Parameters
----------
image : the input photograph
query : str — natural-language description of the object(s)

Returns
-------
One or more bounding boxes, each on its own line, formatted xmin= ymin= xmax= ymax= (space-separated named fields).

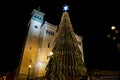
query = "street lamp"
xmin=49 ymin=52 xmax=53 ymax=56
xmin=47 ymin=52 xmax=53 ymax=59
xmin=111 ymin=25 xmax=116 ymax=30
xmin=26 ymin=65 xmax=31 ymax=80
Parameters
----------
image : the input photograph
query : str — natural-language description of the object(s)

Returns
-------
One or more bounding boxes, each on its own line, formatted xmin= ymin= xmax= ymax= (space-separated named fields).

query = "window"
xmin=34 ymin=36 xmax=36 ymax=39
xmin=38 ymin=17 xmax=41 ymax=20
xmin=34 ymin=25 xmax=38 ymax=29
xmin=48 ymin=43 xmax=50 ymax=48
xmin=46 ymin=30 xmax=54 ymax=36
xmin=52 ymin=32 xmax=54 ymax=35
xmin=30 ymin=59 xmax=32 ymax=63
xmin=30 ymin=46 xmax=32 ymax=49
xmin=34 ymin=15 xmax=37 ymax=18
xmin=46 ymin=30 xmax=48 ymax=33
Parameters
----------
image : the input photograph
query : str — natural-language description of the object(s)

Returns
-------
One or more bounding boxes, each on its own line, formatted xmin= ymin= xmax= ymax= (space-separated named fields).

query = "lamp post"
xmin=26 ymin=65 xmax=31 ymax=80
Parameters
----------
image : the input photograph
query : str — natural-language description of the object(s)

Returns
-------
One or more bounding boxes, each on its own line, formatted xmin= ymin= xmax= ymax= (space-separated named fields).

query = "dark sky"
xmin=1 ymin=0 xmax=120 ymax=74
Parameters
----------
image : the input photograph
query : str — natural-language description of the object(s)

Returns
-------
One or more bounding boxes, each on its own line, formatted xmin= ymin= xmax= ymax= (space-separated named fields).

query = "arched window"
xmin=46 ymin=30 xmax=48 ymax=33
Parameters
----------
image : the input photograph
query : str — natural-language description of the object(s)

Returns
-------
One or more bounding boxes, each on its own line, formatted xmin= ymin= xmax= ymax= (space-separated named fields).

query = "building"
xmin=16 ymin=7 xmax=85 ymax=80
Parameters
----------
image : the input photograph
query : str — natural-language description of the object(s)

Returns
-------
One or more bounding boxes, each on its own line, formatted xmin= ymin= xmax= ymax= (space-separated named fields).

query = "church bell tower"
xmin=17 ymin=8 xmax=45 ymax=79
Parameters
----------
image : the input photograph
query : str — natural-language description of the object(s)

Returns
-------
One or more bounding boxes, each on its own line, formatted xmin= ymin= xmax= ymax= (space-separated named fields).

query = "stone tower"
xmin=17 ymin=8 xmax=57 ymax=79
xmin=45 ymin=11 xmax=87 ymax=79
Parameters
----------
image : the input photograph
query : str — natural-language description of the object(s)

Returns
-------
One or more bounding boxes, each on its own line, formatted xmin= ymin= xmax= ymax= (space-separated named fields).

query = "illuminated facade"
xmin=17 ymin=8 xmax=84 ymax=80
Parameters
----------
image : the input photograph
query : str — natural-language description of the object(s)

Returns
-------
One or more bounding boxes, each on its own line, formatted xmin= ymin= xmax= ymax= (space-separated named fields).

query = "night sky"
xmin=1 ymin=0 xmax=120 ymax=74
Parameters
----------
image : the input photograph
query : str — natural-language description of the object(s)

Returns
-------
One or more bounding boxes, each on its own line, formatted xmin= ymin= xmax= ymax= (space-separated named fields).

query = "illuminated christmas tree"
xmin=45 ymin=5 xmax=87 ymax=80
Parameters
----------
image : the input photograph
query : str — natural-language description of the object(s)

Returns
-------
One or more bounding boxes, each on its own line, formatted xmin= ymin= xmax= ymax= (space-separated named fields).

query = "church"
xmin=16 ymin=5 xmax=120 ymax=80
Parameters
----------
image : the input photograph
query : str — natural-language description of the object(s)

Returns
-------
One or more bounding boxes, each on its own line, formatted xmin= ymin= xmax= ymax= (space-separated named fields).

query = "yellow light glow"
xmin=49 ymin=52 xmax=53 ymax=56
xmin=113 ymin=37 xmax=116 ymax=40
xmin=111 ymin=26 xmax=116 ymax=30
xmin=115 ymin=30 xmax=119 ymax=34
xmin=28 ymin=65 xmax=31 ymax=68
xmin=107 ymin=34 xmax=111 ymax=38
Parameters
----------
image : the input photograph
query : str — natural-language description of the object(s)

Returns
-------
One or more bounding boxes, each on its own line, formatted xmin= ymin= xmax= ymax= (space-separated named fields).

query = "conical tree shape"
xmin=45 ymin=12 xmax=87 ymax=80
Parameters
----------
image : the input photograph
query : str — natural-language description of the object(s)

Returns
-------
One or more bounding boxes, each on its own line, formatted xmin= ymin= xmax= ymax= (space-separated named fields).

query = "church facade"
xmin=17 ymin=8 xmax=85 ymax=80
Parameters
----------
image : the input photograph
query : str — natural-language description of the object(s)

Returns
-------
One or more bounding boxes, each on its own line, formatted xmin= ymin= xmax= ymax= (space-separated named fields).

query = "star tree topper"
xmin=63 ymin=4 xmax=69 ymax=11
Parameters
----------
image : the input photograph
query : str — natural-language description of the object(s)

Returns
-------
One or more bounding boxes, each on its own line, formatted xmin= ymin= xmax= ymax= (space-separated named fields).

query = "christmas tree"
xmin=45 ymin=9 xmax=87 ymax=80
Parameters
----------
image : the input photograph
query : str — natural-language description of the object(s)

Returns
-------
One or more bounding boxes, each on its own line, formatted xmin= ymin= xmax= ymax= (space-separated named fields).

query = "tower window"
xmin=30 ymin=59 xmax=32 ymax=63
xmin=46 ymin=30 xmax=48 ymax=33
xmin=38 ymin=17 xmax=41 ymax=20
xmin=34 ymin=15 xmax=37 ymax=18
xmin=30 ymin=46 xmax=32 ymax=49
xmin=34 ymin=36 xmax=36 ymax=39
xmin=34 ymin=25 xmax=38 ymax=29
xmin=48 ymin=43 xmax=50 ymax=48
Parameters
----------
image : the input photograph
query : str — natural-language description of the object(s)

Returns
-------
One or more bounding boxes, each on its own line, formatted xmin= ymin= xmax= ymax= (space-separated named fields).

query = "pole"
xmin=26 ymin=65 xmax=31 ymax=80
